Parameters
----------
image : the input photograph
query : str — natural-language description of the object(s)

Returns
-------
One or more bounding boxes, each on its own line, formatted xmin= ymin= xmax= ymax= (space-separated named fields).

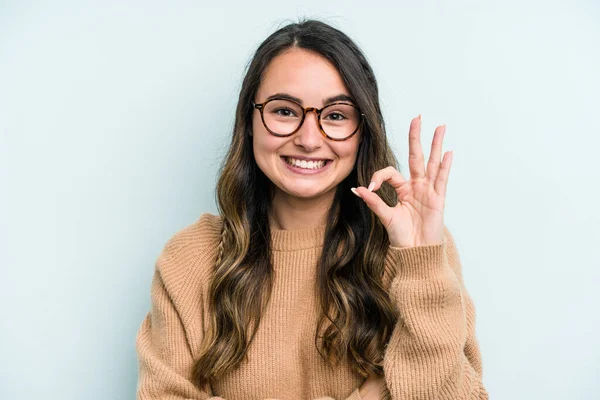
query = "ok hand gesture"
xmin=351 ymin=115 xmax=452 ymax=248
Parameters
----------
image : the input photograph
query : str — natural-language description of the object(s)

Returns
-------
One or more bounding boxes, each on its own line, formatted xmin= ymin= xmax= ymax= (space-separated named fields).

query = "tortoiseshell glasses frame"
xmin=251 ymin=98 xmax=364 ymax=142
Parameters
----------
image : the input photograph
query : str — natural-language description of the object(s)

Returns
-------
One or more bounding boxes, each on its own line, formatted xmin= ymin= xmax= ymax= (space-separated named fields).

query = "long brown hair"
xmin=193 ymin=19 xmax=400 ymax=387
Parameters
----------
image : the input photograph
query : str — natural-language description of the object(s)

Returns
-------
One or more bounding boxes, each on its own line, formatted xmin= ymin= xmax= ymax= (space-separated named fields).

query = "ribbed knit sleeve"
xmin=381 ymin=227 xmax=489 ymax=399
xmin=136 ymin=266 xmax=223 ymax=400
xmin=136 ymin=214 xmax=224 ymax=400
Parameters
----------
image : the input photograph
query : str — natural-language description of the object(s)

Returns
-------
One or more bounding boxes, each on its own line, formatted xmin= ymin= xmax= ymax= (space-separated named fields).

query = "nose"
xmin=293 ymin=108 xmax=323 ymax=151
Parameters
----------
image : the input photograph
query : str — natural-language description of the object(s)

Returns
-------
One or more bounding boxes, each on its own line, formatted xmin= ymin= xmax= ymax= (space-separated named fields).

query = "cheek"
xmin=335 ymin=141 xmax=361 ymax=164
xmin=252 ymin=117 xmax=280 ymax=162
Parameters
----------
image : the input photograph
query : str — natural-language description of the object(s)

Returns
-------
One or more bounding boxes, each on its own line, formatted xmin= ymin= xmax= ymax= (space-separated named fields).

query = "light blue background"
xmin=1 ymin=1 xmax=599 ymax=399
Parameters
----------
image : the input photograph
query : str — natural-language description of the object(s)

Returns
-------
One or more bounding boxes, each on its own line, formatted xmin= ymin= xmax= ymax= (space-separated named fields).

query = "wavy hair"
xmin=193 ymin=19 xmax=400 ymax=387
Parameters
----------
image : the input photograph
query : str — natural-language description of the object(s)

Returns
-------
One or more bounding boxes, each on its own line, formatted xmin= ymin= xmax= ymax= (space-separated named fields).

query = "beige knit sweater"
xmin=135 ymin=213 xmax=488 ymax=399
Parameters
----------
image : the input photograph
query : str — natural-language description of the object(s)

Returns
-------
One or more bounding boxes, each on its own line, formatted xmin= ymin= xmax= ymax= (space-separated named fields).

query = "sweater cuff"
xmin=386 ymin=239 xmax=448 ymax=280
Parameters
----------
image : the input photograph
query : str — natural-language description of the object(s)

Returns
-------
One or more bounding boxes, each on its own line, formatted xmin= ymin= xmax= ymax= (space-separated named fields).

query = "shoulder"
xmin=155 ymin=212 xmax=224 ymax=303
xmin=159 ymin=212 xmax=223 ymax=266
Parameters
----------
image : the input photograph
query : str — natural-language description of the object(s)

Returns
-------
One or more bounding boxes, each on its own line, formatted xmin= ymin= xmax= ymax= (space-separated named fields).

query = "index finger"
xmin=368 ymin=166 xmax=407 ymax=192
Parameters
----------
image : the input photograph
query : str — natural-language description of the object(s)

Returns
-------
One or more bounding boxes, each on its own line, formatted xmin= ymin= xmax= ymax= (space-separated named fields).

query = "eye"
xmin=272 ymin=107 xmax=298 ymax=117
xmin=323 ymin=111 xmax=348 ymax=121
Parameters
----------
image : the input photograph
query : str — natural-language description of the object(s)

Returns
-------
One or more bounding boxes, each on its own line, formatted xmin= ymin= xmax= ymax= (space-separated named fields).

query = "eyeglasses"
xmin=252 ymin=98 xmax=364 ymax=141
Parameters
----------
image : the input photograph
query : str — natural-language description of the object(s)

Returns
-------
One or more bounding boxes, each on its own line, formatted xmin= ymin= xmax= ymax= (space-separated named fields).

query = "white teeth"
xmin=284 ymin=157 xmax=327 ymax=169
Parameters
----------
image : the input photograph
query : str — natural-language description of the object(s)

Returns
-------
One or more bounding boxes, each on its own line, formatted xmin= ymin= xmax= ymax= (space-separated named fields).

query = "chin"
xmin=272 ymin=182 xmax=321 ymax=198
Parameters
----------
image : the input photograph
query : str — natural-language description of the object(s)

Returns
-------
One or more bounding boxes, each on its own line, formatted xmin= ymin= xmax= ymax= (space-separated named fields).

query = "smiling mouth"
xmin=281 ymin=156 xmax=332 ymax=170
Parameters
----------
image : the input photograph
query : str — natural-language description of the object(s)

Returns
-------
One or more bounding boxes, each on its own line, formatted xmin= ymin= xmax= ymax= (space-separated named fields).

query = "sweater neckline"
xmin=269 ymin=223 xmax=327 ymax=251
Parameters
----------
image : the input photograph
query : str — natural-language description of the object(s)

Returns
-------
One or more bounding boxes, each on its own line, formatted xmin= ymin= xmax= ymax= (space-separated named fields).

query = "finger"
xmin=434 ymin=150 xmax=453 ymax=197
xmin=426 ymin=124 xmax=446 ymax=181
xmin=368 ymin=166 xmax=407 ymax=193
xmin=408 ymin=115 xmax=425 ymax=179
xmin=351 ymin=186 xmax=393 ymax=226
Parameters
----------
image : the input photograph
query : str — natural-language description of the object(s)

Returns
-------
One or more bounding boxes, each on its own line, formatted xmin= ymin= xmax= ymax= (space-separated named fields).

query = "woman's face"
xmin=251 ymin=48 xmax=361 ymax=202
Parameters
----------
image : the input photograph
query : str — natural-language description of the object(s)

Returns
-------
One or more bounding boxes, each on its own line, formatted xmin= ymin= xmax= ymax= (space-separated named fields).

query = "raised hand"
xmin=351 ymin=115 xmax=452 ymax=248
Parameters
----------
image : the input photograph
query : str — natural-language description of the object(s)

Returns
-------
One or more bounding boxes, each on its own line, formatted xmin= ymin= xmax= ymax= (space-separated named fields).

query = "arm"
xmin=136 ymin=267 xmax=223 ymax=400
xmin=381 ymin=227 xmax=488 ymax=399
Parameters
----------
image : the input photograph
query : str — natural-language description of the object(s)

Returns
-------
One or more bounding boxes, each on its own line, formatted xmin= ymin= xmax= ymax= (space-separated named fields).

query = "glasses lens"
xmin=262 ymin=99 xmax=304 ymax=135
xmin=320 ymin=103 xmax=361 ymax=139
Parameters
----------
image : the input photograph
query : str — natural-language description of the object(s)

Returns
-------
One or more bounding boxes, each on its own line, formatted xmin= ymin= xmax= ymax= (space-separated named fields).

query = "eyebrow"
xmin=265 ymin=92 xmax=356 ymax=106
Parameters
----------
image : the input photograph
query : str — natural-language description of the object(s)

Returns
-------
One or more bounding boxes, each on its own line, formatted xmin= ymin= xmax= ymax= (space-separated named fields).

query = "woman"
xmin=136 ymin=19 xmax=488 ymax=400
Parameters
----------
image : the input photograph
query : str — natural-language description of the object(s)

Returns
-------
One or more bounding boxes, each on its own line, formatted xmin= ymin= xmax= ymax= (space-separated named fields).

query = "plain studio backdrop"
xmin=1 ymin=1 xmax=599 ymax=399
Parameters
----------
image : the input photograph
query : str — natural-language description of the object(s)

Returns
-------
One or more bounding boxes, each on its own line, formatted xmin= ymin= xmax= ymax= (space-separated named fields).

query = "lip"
xmin=280 ymin=156 xmax=332 ymax=175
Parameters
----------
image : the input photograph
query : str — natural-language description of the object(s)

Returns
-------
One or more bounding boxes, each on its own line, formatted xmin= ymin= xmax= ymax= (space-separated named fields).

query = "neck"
xmin=269 ymin=188 xmax=335 ymax=230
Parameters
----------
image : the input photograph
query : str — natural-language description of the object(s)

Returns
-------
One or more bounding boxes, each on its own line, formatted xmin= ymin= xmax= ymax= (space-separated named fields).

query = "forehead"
xmin=257 ymin=48 xmax=350 ymax=106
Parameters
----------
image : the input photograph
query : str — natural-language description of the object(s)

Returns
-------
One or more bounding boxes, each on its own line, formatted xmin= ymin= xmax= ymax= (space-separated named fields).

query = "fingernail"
xmin=418 ymin=114 xmax=422 ymax=122
xmin=350 ymin=187 xmax=362 ymax=198
xmin=367 ymin=182 xmax=375 ymax=192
